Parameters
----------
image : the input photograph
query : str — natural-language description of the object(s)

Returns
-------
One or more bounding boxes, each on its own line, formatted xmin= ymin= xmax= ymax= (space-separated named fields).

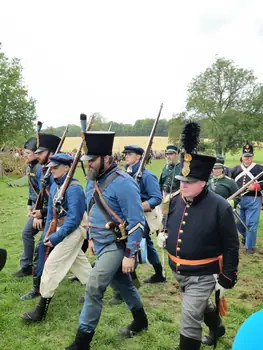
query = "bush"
xmin=0 ymin=154 xmax=25 ymax=176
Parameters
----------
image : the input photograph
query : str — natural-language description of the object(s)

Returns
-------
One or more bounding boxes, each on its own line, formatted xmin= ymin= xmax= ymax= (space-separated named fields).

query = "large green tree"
xmin=0 ymin=44 xmax=37 ymax=147
xmin=186 ymin=57 xmax=263 ymax=154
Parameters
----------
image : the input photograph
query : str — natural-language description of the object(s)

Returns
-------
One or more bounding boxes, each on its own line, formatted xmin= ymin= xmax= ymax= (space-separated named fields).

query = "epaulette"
xmin=29 ymin=173 xmax=36 ymax=177
xmin=162 ymin=190 xmax=180 ymax=214
xmin=225 ymin=176 xmax=232 ymax=180
xmin=163 ymin=190 xmax=181 ymax=204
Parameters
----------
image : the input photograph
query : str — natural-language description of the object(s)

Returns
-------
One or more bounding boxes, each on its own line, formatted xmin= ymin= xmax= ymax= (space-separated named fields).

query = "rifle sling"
xmin=94 ymin=182 xmax=124 ymax=224
xmin=28 ymin=176 xmax=39 ymax=197
xmin=88 ymin=170 xmax=121 ymax=225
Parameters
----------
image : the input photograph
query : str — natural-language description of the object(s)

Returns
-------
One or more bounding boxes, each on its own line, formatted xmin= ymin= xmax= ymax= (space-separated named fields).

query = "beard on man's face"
xmin=88 ymin=167 xmax=98 ymax=180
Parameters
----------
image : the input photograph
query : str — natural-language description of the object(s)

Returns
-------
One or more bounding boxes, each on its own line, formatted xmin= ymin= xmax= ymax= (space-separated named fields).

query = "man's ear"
xmin=201 ymin=180 xmax=206 ymax=188
xmin=136 ymin=154 xmax=142 ymax=162
xmin=104 ymin=155 xmax=110 ymax=164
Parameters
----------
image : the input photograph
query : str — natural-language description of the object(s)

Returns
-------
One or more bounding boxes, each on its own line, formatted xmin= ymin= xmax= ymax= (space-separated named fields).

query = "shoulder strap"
xmin=28 ymin=175 xmax=39 ymax=196
xmin=97 ymin=170 xmax=119 ymax=193
xmin=94 ymin=182 xmax=124 ymax=224
xmin=87 ymin=170 xmax=119 ymax=213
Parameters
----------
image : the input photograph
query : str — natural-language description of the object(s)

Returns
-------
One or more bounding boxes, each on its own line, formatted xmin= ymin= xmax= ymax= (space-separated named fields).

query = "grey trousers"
xmin=20 ymin=216 xmax=40 ymax=269
xmin=173 ymin=272 xmax=216 ymax=341
xmin=80 ymin=243 xmax=143 ymax=333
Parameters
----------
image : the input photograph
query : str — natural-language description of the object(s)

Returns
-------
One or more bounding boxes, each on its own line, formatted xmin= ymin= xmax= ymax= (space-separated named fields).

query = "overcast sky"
xmin=1 ymin=0 xmax=263 ymax=127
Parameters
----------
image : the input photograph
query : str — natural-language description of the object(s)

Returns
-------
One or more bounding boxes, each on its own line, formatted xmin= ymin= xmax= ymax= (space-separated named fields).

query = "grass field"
xmin=0 ymin=157 xmax=263 ymax=350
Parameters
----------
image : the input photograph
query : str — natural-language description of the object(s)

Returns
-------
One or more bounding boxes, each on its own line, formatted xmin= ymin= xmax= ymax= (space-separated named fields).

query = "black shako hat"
xmin=242 ymin=141 xmax=254 ymax=156
xmin=24 ymin=137 xmax=37 ymax=151
xmin=81 ymin=132 xmax=115 ymax=161
xmin=35 ymin=133 xmax=61 ymax=154
xmin=175 ymin=122 xmax=216 ymax=182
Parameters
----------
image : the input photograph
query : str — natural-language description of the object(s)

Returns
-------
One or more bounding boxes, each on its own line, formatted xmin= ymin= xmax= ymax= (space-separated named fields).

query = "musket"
xmin=34 ymin=125 xmax=69 ymax=211
xmin=44 ymin=114 xmax=95 ymax=258
xmin=232 ymin=209 xmax=250 ymax=232
xmin=227 ymin=170 xmax=263 ymax=201
xmin=36 ymin=121 xmax=43 ymax=133
xmin=134 ymin=103 xmax=163 ymax=185
xmin=214 ymin=290 xmax=220 ymax=349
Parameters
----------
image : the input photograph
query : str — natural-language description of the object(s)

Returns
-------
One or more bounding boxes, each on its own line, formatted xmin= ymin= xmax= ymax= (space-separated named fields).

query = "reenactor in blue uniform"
xmin=13 ymin=137 xmax=42 ymax=277
xmin=208 ymin=157 xmax=239 ymax=201
xmin=230 ymin=142 xmax=263 ymax=254
xmin=166 ymin=123 xmax=239 ymax=350
xmin=159 ymin=145 xmax=180 ymax=195
xmin=65 ymin=132 xmax=147 ymax=350
xmin=19 ymin=133 xmax=61 ymax=300
xmin=20 ymin=154 xmax=91 ymax=322
xmin=122 ymin=145 xmax=164 ymax=283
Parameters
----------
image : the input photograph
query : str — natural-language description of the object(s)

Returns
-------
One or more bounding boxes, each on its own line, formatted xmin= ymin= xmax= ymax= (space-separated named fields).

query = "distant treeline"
xmin=42 ymin=115 xmax=209 ymax=139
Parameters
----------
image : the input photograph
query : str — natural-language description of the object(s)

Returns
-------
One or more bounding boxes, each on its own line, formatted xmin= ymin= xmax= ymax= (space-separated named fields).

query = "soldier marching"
xmin=5 ymin=113 xmax=263 ymax=349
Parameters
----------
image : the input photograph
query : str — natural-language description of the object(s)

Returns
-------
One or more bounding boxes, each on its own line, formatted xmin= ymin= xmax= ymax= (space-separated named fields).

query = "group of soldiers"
xmin=2 ymin=120 xmax=263 ymax=350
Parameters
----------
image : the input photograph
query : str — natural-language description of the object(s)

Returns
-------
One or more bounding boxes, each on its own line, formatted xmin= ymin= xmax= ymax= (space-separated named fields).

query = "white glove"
xmin=157 ymin=231 xmax=167 ymax=249
xmin=215 ymin=281 xmax=226 ymax=299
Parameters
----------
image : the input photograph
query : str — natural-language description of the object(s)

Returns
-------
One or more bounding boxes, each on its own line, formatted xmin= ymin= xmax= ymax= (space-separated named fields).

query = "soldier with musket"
xmin=19 ymin=133 xmax=61 ymax=300
xmin=165 ymin=123 xmax=239 ymax=349
xmin=20 ymin=154 xmax=91 ymax=322
xmin=230 ymin=142 xmax=263 ymax=254
xmin=159 ymin=145 xmax=180 ymax=195
xmin=13 ymin=137 xmax=42 ymax=277
xmin=122 ymin=145 xmax=164 ymax=284
xmin=65 ymin=132 xmax=147 ymax=350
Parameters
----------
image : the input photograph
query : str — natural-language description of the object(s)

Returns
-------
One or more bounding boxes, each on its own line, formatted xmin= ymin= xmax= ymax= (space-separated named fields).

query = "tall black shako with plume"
xmin=180 ymin=122 xmax=200 ymax=155
xmin=175 ymin=122 xmax=216 ymax=182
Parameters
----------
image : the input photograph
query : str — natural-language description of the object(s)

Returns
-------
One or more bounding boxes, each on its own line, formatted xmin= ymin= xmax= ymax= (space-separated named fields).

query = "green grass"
xmin=0 ymin=158 xmax=263 ymax=350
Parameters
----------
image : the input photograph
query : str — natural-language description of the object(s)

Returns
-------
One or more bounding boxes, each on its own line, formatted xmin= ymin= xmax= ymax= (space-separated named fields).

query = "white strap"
xmin=235 ymin=163 xmax=256 ymax=182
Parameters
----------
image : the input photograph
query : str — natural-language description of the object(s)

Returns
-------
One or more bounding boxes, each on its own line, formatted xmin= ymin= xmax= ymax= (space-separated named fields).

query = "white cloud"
xmin=1 ymin=0 xmax=263 ymax=127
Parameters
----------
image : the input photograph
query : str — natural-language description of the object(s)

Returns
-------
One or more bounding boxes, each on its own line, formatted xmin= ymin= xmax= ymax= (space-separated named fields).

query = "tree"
xmin=186 ymin=57 xmax=263 ymax=153
xmin=0 ymin=44 xmax=37 ymax=147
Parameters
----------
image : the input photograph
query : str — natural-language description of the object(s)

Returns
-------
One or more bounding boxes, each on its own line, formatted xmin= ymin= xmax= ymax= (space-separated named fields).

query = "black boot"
xmin=13 ymin=265 xmax=32 ymax=277
xmin=202 ymin=309 xmax=225 ymax=346
xmin=119 ymin=307 xmax=148 ymax=338
xmin=143 ymin=263 xmax=166 ymax=283
xmin=64 ymin=329 xmax=94 ymax=350
xmin=20 ymin=276 xmax=41 ymax=300
xmin=68 ymin=276 xmax=80 ymax=282
xmin=19 ymin=297 xmax=51 ymax=322
xmin=180 ymin=334 xmax=201 ymax=350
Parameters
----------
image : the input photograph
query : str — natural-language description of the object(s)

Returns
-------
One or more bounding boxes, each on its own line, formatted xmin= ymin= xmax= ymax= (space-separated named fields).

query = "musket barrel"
xmin=227 ymin=170 xmax=263 ymax=201
xmin=135 ymin=103 xmax=163 ymax=183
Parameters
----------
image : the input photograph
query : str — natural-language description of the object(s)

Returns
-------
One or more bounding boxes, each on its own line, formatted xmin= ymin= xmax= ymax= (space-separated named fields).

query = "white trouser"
xmin=40 ymin=226 xmax=91 ymax=298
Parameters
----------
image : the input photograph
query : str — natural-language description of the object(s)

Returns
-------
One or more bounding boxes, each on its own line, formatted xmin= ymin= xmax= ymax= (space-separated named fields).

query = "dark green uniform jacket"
xmin=159 ymin=162 xmax=180 ymax=194
xmin=208 ymin=175 xmax=239 ymax=199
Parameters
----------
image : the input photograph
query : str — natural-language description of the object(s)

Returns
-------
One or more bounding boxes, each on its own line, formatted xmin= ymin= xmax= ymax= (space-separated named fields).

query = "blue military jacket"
xmin=86 ymin=165 xmax=145 ymax=257
xmin=126 ymin=162 xmax=162 ymax=209
xmin=231 ymin=163 xmax=263 ymax=197
xmin=38 ymin=166 xmax=56 ymax=218
xmin=27 ymin=160 xmax=42 ymax=207
xmin=44 ymin=174 xmax=86 ymax=247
